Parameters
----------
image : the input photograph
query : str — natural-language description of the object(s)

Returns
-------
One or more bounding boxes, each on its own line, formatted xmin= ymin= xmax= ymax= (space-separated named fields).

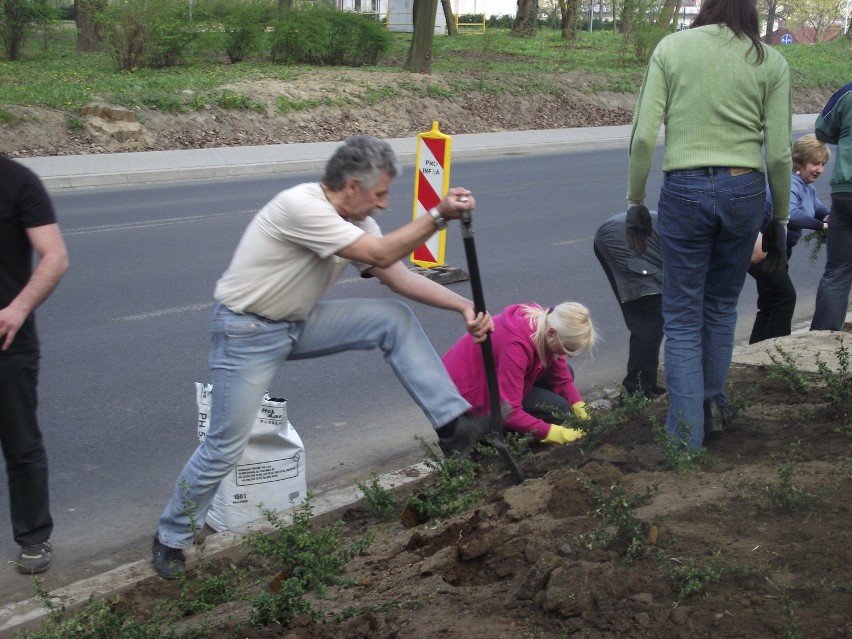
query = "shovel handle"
xmin=459 ymin=211 xmax=524 ymax=483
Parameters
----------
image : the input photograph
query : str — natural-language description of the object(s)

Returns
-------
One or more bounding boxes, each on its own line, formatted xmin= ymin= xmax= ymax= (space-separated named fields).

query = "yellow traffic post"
xmin=411 ymin=121 xmax=452 ymax=268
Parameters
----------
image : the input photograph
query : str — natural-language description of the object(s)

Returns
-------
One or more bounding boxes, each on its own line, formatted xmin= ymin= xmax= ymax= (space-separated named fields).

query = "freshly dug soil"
xmin=108 ymin=345 xmax=852 ymax=639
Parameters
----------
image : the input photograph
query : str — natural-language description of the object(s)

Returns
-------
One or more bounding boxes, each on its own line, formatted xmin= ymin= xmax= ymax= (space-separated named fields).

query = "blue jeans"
xmin=658 ymin=168 xmax=765 ymax=450
xmin=158 ymin=299 xmax=471 ymax=548
xmin=811 ymin=192 xmax=852 ymax=331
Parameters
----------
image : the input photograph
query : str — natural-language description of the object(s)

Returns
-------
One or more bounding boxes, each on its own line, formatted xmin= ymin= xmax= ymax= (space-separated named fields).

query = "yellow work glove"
xmin=571 ymin=401 xmax=590 ymax=421
xmin=542 ymin=424 xmax=586 ymax=445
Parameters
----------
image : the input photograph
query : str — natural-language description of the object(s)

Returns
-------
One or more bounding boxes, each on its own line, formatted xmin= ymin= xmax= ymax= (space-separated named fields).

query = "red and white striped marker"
xmin=411 ymin=122 xmax=452 ymax=268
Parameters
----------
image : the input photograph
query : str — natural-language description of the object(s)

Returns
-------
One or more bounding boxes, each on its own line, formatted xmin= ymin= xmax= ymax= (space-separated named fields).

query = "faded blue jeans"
xmin=658 ymin=168 xmax=765 ymax=450
xmin=158 ymin=299 xmax=471 ymax=549
xmin=811 ymin=192 xmax=852 ymax=331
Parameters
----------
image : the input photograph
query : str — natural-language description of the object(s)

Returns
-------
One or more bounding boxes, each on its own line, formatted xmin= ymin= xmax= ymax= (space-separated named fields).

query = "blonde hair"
xmin=792 ymin=134 xmax=830 ymax=169
xmin=522 ymin=302 xmax=597 ymax=363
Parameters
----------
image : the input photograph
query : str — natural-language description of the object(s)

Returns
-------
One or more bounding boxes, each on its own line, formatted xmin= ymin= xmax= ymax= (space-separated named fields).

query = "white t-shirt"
xmin=214 ymin=182 xmax=380 ymax=321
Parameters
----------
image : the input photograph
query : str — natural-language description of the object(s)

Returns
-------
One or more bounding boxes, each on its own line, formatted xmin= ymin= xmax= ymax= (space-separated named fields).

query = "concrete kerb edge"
xmin=0 ymin=461 xmax=432 ymax=638
xmin=36 ymin=136 xmax=632 ymax=191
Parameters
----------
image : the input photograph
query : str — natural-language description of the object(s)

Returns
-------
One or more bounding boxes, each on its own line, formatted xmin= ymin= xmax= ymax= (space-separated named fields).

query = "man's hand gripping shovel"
xmin=459 ymin=204 xmax=525 ymax=484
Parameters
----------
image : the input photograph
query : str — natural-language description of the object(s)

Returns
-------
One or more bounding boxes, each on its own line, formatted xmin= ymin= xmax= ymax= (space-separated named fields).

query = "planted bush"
xmin=202 ymin=0 xmax=275 ymax=63
xmin=270 ymin=7 xmax=390 ymax=66
xmin=98 ymin=0 xmax=198 ymax=71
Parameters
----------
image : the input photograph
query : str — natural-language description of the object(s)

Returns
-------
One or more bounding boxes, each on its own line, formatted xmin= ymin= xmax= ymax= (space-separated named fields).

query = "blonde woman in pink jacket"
xmin=442 ymin=302 xmax=597 ymax=445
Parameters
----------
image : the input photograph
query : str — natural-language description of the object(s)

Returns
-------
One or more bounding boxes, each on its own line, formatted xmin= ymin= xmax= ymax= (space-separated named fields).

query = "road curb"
xmin=0 ymin=462 xmax=432 ymax=637
xmin=20 ymin=115 xmax=819 ymax=191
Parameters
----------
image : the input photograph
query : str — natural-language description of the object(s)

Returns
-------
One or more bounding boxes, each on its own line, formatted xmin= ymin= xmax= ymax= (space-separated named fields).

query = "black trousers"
xmin=522 ymin=380 xmax=571 ymax=423
xmin=747 ymin=259 xmax=796 ymax=344
xmin=620 ymin=295 xmax=664 ymax=393
xmin=595 ymin=245 xmax=664 ymax=394
xmin=0 ymin=350 xmax=53 ymax=547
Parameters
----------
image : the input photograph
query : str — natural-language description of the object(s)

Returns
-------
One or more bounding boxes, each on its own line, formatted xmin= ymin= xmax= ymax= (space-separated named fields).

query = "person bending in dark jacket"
xmin=594 ymin=211 xmax=665 ymax=400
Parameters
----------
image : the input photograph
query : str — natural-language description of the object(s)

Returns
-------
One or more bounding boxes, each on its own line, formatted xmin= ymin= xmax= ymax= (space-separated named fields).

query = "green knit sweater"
xmin=627 ymin=25 xmax=792 ymax=221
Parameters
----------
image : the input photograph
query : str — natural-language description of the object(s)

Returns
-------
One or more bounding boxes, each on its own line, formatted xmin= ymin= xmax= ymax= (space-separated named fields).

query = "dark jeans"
xmin=811 ymin=192 xmax=852 ymax=331
xmin=594 ymin=244 xmax=664 ymax=394
xmin=747 ymin=255 xmax=796 ymax=344
xmin=0 ymin=349 xmax=53 ymax=547
xmin=522 ymin=379 xmax=571 ymax=422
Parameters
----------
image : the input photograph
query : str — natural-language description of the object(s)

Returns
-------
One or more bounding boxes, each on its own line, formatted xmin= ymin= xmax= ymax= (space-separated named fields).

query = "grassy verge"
xmin=1 ymin=25 xmax=848 ymax=114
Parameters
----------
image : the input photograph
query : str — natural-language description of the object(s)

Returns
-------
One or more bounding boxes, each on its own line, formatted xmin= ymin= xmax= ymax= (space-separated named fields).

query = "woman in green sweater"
xmin=626 ymin=0 xmax=792 ymax=450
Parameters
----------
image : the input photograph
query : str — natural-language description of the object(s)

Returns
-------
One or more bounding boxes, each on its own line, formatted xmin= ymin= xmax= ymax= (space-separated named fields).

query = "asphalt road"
xmin=0 ymin=144 xmax=832 ymax=605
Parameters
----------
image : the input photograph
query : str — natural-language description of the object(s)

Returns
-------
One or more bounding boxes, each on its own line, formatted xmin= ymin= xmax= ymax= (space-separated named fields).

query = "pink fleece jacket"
xmin=442 ymin=304 xmax=583 ymax=440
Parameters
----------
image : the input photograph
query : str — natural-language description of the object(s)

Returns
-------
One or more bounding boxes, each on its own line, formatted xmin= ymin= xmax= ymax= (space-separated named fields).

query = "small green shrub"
xmin=65 ymin=113 xmax=85 ymax=132
xmin=759 ymin=440 xmax=816 ymax=513
xmin=814 ymin=336 xmax=852 ymax=403
xmin=270 ymin=7 xmax=391 ymax=66
xmin=0 ymin=107 xmax=21 ymax=123
xmin=98 ymin=0 xmax=198 ymax=71
xmin=574 ymin=472 xmax=658 ymax=562
xmin=472 ymin=430 xmax=536 ymax=462
xmin=667 ymin=551 xmax=725 ymax=604
xmin=801 ymin=228 xmax=827 ymax=263
xmin=653 ymin=416 xmax=710 ymax=472
xmin=767 ymin=344 xmax=812 ymax=394
xmin=725 ymin=383 xmax=751 ymax=421
xmin=242 ymin=498 xmax=373 ymax=626
xmin=630 ymin=22 xmax=668 ymax=62
xmin=212 ymin=0 xmax=275 ymax=63
xmin=356 ymin=472 xmax=403 ymax=519
xmin=215 ymin=89 xmax=265 ymax=111
xmin=143 ymin=91 xmax=186 ymax=113
xmin=402 ymin=437 xmax=484 ymax=522
xmin=277 ymin=94 xmax=336 ymax=112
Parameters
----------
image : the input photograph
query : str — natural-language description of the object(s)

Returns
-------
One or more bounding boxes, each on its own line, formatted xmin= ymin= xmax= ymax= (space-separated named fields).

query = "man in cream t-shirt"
xmin=152 ymin=135 xmax=501 ymax=579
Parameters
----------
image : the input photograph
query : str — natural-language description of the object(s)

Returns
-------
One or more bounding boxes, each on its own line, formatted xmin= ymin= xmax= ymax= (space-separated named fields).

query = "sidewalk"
xmin=17 ymin=113 xmax=819 ymax=190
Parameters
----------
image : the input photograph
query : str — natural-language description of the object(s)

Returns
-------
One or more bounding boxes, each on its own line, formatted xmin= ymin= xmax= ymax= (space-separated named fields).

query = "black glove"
xmin=626 ymin=204 xmax=652 ymax=255
xmin=761 ymin=220 xmax=788 ymax=273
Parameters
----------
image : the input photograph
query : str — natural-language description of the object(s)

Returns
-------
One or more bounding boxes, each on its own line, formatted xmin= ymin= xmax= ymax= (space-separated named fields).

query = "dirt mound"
xmin=0 ymin=70 xmax=834 ymax=158
xmin=102 ymin=351 xmax=852 ymax=639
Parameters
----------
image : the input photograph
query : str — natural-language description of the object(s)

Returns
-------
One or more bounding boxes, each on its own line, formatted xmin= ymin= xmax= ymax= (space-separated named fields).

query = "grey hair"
xmin=523 ymin=302 xmax=597 ymax=364
xmin=322 ymin=135 xmax=402 ymax=191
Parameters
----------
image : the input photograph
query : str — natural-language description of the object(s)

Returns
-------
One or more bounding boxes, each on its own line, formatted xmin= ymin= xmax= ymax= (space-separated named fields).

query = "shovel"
xmin=459 ymin=208 xmax=525 ymax=484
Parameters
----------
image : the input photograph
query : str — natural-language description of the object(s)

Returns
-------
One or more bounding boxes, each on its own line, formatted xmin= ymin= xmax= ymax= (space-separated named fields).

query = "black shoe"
xmin=152 ymin=535 xmax=186 ymax=580
xmin=17 ymin=541 xmax=52 ymax=575
xmin=438 ymin=406 xmax=510 ymax=458
xmin=703 ymin=399 xmax=730 ymax=440
xmin=647 ymin=386 xmax=667 ymax=398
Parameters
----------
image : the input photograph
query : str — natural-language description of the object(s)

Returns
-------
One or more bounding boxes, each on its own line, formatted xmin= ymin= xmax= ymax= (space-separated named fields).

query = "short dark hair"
xmin=322 ymin=135 xmax=402 ymax=191
xmin=691 ymin=0 xmax=765 ymax=64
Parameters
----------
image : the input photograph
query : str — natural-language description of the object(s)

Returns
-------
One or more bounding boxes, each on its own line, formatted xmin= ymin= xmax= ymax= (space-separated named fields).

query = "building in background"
xmin=336 ymin=0 xmax=517 ymax=33
xmin=770 ymin=25 xmax=844 ymax=44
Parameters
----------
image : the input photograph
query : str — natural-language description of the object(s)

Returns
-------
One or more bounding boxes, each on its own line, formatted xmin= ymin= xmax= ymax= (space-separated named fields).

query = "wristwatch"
xmin=428 ymin=208 xmax=447 ymax=231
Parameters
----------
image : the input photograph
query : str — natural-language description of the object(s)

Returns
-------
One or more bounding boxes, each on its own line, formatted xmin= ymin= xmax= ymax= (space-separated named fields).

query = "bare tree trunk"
xmin=75 ymin=0 xmax=105 ymax=52
xmin=763 ymin=0 xmax=778 ymax=43
xmin=278 ymin=0 xmax=293 ymax=18
xmin=655 ymin=0 xmax=680 ymax=28
xmin=558 ymin=0 xmax=578 ymax=39
xmin=512 ymin=0 xmax=537 ymax=35
xmin=620 ymin=0 xmax=638 ymax=34
xmin=440 ymin=0 xmax=458 ymax=35
xmin=404 ymin=0 xmax=439 ymax=73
